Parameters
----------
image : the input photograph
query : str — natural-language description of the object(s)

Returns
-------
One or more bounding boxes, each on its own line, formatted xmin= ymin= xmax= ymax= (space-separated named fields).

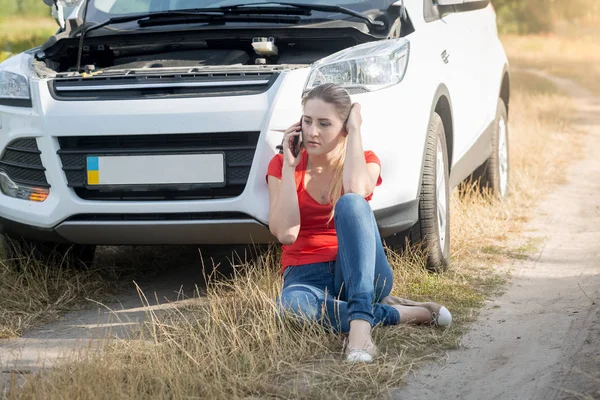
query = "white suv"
xmin=0 ymin=0 xmax=510 ymax=270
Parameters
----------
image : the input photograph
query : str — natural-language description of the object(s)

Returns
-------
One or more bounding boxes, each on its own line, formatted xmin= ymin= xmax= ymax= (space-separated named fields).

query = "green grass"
xmin=0 ymin=15 xmax=56 ymax=61
xmin=0 ymin=0 xmax=50 ymax=17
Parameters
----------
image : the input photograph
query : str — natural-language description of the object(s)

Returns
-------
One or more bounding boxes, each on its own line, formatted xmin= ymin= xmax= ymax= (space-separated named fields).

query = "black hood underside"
xmin=38 ymin=25 xmax=390 ymax=74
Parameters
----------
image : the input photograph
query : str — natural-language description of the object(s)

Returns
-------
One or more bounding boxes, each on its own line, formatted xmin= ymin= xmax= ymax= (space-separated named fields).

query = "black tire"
xmin=385 ymin=113 xmax=450 ymax=272
xmin=470 ymin=99 xmax=510 ymax=199
xmin=0 ymin=234 xmax=96 ymax=270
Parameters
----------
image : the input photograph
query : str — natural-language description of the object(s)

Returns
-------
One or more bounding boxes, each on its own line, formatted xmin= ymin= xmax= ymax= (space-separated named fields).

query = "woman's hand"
xmin=282 ymin=121 xmax=303 ymax=168
xmin=345 ymin=103 xmax=362 ymax=136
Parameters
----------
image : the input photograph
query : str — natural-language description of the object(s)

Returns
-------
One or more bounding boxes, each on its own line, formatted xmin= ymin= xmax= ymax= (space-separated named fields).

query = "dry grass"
xmin=2 ymin=59 xmax=586 ymax=397
xmin=451 ymin=69 xmax=584 ymax=266
xmin=8 ymin=247 xmax=483 ymax=399
xmin=0 ymin=257 xmax=109 ymax=339
xmin=0 ymin=245 xmax=196 ymax=339
xmin=502 ymin=18 xmax=600 ymax=95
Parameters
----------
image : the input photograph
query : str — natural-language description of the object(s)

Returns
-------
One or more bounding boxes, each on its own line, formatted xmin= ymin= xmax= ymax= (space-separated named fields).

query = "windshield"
xmin=86 ymin=0 xmax=394 ymax=22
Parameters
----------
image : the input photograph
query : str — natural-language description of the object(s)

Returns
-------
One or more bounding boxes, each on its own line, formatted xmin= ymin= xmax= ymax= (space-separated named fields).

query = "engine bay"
xmin=36 ymin=33 xmax=375 ymax=77
xmin=34 ymin=7 xmax=412 ymax=78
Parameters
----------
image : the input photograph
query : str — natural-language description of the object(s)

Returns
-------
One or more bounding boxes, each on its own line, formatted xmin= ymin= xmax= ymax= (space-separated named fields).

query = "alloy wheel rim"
xmin=436 ymin=138 xmax=447 ymax=252
xmin=498 ymin=117 xmax=509 ymax=197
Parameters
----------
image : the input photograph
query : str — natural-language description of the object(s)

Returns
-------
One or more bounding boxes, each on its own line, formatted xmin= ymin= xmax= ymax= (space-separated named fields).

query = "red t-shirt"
xmin=266 ymin=149 xmax=382 ymax=274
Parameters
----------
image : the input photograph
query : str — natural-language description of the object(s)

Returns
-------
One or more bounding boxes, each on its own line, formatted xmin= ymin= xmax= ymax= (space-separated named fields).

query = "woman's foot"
xmin=344 ymin=340 xmax=377 ymax=363
xmin=381 ymin=296 xmax=452 ymax=327
xmin=345 ymin=319 xmax=378 ymax=363
xmin=345 ymin=347 xmax=376 ymax=363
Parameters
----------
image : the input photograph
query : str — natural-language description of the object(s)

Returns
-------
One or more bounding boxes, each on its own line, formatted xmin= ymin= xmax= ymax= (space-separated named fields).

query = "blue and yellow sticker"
xmin=87 ymin=156 xmax=99 ymax=185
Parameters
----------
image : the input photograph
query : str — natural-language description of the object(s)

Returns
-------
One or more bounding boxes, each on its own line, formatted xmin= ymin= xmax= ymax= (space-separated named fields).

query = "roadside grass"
xmin=0 ymin=16 xmax=56 ymax=62
xmin=501 ymin=20 xmax=600 ymax=95
xmin=0 ymin=256 xmax=110 ymax=339
xmin=3 ymin=57 xmax=586 ymax=397
xmin=0 ymin=245 xmax=199 ymax=338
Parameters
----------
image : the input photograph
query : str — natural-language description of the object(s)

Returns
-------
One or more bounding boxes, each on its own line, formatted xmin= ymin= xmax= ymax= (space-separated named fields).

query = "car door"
xmin=437 ymin=7 xmax=488 ymax=167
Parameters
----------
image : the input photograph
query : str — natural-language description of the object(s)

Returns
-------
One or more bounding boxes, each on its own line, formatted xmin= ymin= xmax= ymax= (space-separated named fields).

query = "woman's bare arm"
xmin=342 ymin=104 xmax=380 ymax=196
xmin=267 ymin=124 xmax=303 ymax=244
xmin=268 ymin=167 xmax=301 ymax=245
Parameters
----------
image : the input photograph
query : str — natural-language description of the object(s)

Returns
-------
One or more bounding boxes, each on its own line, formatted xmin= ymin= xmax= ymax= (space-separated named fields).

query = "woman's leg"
xmin=279 ymin=283 xmax=330 ymax=325
xmin=277 ymin=262 xmax=345 ymax=331
xmin=333 ymin=194 xmax=401 ymax=331
xmin=332 ymin=197 xmax=444 ymax=327
xmin=277 ymin=262 xmax=364 ymax=333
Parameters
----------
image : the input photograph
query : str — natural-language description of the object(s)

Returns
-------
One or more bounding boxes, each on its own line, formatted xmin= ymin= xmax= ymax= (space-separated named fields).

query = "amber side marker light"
xmin=29 ymin=190 xmax=49 ymax=202
xmin=0 ymin=171 xmax=50 ymax=202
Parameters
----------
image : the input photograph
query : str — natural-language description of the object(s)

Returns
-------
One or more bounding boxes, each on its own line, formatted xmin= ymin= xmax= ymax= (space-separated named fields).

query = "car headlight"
xmin=0 ymin=53 xmax=33 ymax=108
xmin=305 ymin=38 xmax=410 ymax=93
xmin=0 ymin=71 xmax=31 ymax=107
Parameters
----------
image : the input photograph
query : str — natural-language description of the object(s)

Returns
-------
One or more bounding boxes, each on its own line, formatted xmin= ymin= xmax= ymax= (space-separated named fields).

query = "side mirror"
xmin=42 ymin=0 xmax=54 ymax=5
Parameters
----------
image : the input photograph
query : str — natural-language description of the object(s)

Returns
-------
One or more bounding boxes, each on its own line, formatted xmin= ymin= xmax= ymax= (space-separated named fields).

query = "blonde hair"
xmin=301 ymin=84 xmax=352 ymax=222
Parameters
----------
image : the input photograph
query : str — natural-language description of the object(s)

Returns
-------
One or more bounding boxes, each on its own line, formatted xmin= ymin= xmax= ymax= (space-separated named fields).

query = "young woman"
xmin=266 ymin=83 xmax=452 ymax=363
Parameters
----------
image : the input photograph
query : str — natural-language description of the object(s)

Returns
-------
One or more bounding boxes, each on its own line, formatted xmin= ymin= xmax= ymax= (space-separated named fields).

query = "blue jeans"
xmin=277 ymin=193 xmax=401 ymax=333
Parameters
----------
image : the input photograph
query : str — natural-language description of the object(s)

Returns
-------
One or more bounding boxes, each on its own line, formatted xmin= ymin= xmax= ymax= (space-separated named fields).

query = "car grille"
xmin=0 ymin=138 xmax=50 ymax=188
xmin=49 ymin=70 xmax=279 ymax=101
xmin=57 ymin=132 xmax=259 ymax=201
xmin=65 ymin=212 xmax=252 ymax=222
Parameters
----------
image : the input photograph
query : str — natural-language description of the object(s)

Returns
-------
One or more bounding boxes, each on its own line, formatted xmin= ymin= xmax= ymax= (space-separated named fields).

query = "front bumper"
xmin=0 ymin=214 xmax=275 ymax=245
xmin=0 ymin=199 xmax=419 ymax=245
xmin=0 ymin=62 xmax=425 ymax=245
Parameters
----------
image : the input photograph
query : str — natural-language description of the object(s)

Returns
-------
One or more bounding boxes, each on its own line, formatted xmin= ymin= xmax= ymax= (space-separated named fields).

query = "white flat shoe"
xmin=381 ymin=296 xmax=453 ymax=327
xmin=434 ymin=306 xmax=452 ymax=327
xmin=345 ymin=349 xmax=374 ymax=363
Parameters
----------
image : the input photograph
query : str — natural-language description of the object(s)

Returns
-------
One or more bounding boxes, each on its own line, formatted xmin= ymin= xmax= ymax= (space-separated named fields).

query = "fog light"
xmin=0 ymin=171 xmax=49 ymax=202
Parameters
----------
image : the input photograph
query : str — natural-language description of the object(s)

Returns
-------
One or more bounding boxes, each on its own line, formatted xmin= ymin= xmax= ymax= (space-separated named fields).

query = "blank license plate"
xmin=86 ymin=154 xmax=225 ymax=186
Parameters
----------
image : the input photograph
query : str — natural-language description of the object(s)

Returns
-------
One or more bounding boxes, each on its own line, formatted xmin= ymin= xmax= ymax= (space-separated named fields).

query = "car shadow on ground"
xmin=0 ymin=244 xmax=269 ymax=373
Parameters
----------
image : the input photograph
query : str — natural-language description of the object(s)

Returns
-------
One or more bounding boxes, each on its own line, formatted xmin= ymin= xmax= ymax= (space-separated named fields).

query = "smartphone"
xmin=291 ymin=116 xmax=303 ymax=157
xmin=275 ymin=116 xmax=303 ymax=156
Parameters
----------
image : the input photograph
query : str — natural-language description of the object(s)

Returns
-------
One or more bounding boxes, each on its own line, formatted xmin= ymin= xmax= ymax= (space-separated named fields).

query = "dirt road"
xmin=1 ymin=72 xmax=599 ymax=398
xmin=393 ymin=71 xmax=600 ymax=399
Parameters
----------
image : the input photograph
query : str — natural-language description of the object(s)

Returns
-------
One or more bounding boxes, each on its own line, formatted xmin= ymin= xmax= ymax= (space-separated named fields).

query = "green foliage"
xmin=493 ymin=0 xmax=598 ymax=33
xmin=0 ymin=0 xmax=50 ymax=17
xmin=1 ymin=32 xmax=53 ymax=54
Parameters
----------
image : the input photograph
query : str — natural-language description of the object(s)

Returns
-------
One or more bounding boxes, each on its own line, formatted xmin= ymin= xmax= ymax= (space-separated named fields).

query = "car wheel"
xmin=470 ymin=98 xmax=510 ymax=199
xmin=0 ymin=234 xmax=96 ymax=270
xmin=385 ymin=112 xmax=450 ymax=272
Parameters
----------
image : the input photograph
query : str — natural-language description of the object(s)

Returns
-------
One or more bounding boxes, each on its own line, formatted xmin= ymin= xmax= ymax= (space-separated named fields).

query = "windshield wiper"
xmin=71 ymin=9 xmax=301 ymax=72
xmin=80 ymin=2 xmax=382 ymax=37
xmin=136 ymin=12 xmax=303 ymax=27
xmin=78 ymin=11 xmax=224 ymax=37
xmin=75 ymin=9 xmax=307 ymax=39
xmin=219 ymin=2 xmax=385 ymax=30
xmin=72 ymin=2 xmax=383 ymax=72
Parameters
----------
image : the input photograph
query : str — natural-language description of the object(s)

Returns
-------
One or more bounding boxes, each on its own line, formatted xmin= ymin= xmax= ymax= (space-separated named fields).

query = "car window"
xmin=94 ymin=0 xmax=151 ymax=13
